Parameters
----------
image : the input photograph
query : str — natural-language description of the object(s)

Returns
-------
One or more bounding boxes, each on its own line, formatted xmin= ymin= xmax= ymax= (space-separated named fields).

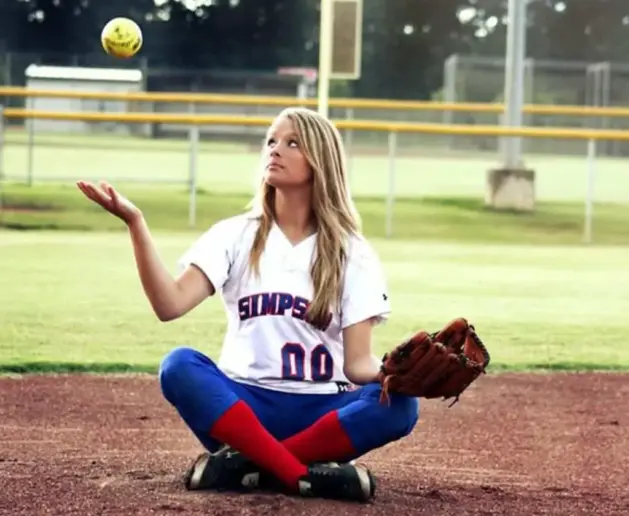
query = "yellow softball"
xmin=101 ymin=17 xmax=143 ymax=59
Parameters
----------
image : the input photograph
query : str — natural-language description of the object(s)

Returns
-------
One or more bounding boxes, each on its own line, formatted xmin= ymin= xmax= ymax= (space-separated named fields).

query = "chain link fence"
xmin=440 ymin=54 xmax=629 ymax=157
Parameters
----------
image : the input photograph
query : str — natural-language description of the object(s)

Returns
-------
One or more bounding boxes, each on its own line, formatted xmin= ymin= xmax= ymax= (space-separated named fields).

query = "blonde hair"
xmin=248 ymin=107 xmax=361 ymax=329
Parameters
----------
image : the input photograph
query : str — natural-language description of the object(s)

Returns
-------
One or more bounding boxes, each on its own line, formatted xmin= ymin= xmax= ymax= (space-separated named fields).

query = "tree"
xmin=353 ymin=0 xmax=479 ymax=99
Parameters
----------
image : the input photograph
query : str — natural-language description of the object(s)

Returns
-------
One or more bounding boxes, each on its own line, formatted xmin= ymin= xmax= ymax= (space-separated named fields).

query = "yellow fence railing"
xmin=1 ymin=86 xmax=629 ymax=118
xmin=1 ymin=108 xmax=625 ymax=244
xmin=5 ymin=109 xmax=629 ymax=140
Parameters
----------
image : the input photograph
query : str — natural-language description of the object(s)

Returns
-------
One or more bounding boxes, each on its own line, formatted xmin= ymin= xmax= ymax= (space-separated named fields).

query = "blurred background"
xmin=1 ymin=0 xmax=628 ymax=239
xmin=1 ymin=0 xmax=629 ymax=156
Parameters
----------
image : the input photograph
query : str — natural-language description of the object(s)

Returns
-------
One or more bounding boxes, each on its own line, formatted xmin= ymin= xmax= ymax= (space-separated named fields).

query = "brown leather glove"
xmin=377 ymin=318 xmax=490 ymax=407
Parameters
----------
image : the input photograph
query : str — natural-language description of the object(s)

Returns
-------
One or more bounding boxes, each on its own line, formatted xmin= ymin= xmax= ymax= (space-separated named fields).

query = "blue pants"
xmin=159 ymin=347 xmax=419 ymax=460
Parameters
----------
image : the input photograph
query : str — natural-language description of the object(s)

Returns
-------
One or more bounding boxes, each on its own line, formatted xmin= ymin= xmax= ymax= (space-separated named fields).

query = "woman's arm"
xmin=339 ymin=239 xmax=392 ymax=385
xmin=128 ymin=216 xmax=215 ymax=322
xmin=342 ymin=318 xmax=382 ymax=385
xmin=76 ymin=180 xmax=220 ymax=322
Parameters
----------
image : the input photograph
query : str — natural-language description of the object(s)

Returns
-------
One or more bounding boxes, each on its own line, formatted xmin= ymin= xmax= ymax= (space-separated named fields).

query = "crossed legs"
xmin=159 ymin=347 xmax=419 ymax=495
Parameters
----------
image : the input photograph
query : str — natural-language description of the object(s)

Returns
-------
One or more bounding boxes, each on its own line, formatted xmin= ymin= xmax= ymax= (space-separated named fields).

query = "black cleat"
xmin=184 ymin=445 xmax=374 ymax=502
xmin=184 ymin=445 xmax=262 ymax=491
xmin=297 ymin=462 xmax=376 ymax=502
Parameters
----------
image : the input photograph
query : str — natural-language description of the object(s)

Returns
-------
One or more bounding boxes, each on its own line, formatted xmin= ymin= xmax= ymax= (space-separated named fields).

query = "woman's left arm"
xmin=339 ymin=238 xmax=392 ymax=385
xmin=342 ymin=318 xmax=383 ymax=385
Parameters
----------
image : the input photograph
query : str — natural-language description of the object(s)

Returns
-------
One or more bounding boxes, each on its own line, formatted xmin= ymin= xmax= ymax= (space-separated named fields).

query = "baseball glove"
xmin=377 ymin=317 xmax=490 ymax=407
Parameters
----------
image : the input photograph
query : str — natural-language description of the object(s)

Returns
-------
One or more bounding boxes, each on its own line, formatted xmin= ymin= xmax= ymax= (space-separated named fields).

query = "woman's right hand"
xmin=76 ymin=180 xmax=142 ymax=226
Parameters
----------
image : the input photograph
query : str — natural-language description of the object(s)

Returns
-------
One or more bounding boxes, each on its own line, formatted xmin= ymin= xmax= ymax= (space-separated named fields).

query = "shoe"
xmin=184 ymin=445 xmax=373 ymax=501
xmin=184 ymin=445 xmax=263 ymax=491
xmin=297 ymin=462 xmax=376 ymax=502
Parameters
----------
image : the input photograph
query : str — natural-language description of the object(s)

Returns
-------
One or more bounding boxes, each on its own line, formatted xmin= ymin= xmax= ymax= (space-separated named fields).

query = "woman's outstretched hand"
xmin=76 ymin=180 xmax=142 ymax=226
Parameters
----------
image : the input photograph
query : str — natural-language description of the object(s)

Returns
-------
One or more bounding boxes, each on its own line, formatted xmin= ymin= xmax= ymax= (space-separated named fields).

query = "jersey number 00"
xmin=281 ymin=342 xmax=334 ymax=382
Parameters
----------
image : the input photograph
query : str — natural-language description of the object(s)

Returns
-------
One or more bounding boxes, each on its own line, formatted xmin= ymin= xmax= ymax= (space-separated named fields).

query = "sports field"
xmin=3 ymin=131 xmax=629 ymax=203
xmin=1 ymin=229 xmax=629 ymax=373
xmin=1 ymin=133 xmax=629 ymax=515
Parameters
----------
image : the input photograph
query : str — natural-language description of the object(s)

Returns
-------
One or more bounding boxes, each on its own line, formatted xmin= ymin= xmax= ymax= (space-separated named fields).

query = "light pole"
xmin=317 ymin=0 xmax=333 ymax=117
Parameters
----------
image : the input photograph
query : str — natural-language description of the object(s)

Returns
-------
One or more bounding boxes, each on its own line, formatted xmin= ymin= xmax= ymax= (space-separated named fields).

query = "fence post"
xmin=385 ymin=130 xmax=397 ymax=238
xmin=442 ymin=53 xmax=458 ymax=150
xmin=345 ymin=108 xmax=354 ymax=185
xmin=0 ymin=104 xmax=5 ymax=222
xmin=26 ymin=96 xmax=34 ymax=185
xmin=188 ymin=120 xmax=199 ymax=229
xmin=583 ymin=138 xmax=596 ymax=244
xmin=0 ymin=104 xmax=4 ymax=179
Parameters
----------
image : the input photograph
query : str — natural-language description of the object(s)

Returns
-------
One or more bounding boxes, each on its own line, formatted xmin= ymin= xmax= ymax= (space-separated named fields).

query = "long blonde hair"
xmin=248 ymin=107 xmax=361 ymax=329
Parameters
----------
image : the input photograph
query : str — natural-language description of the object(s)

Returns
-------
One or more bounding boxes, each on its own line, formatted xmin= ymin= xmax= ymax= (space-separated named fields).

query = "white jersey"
xmin=177 ymin=212 xmax=391 ymax=395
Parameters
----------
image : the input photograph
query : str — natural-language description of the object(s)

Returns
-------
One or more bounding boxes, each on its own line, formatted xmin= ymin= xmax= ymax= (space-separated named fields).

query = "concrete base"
xmin=485 ymin=167 xmax=536 ymax=212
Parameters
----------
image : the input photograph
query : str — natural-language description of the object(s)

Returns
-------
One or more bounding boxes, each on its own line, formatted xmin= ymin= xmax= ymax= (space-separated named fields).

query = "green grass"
xmin=1 ymin=229 xmax=628 ymax=374
xmin=2 ymin=182 xmax=629 ymax=245
xmin=1 ymin=133 xmax=628 ymax=374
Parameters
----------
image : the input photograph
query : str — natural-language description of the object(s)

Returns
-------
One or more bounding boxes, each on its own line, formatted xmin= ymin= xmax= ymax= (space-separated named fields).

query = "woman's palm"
xmin=76 ymin=180 xmax=141 ymax=225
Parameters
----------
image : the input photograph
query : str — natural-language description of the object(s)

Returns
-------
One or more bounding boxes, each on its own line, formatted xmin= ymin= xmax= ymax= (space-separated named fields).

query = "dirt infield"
xmin=1 ymin=372 xmax=628 ymax=516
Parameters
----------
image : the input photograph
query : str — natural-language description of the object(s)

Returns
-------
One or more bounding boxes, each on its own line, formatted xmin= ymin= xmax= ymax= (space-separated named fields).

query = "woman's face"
xmin=262 ymin=115 xmax=312 ymax=189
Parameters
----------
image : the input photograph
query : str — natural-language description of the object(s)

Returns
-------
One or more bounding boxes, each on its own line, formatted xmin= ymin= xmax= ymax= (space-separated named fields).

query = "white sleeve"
xmin=177 ymin=219 xmax=235 ymax=293
xmin=340 ymin=240 xmax=391 ymax=329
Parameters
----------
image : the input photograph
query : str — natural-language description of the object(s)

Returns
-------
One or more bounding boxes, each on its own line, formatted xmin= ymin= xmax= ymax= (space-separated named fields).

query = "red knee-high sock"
xmin=209 ymin=400 xmax=307 ymax=489
xmin=282 ymin=410 xmax=356 ymax=464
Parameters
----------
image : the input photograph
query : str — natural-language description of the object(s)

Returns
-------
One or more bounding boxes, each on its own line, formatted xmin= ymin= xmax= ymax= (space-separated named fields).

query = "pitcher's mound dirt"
xmin=1 ymin=372 xmax=628 ymax=515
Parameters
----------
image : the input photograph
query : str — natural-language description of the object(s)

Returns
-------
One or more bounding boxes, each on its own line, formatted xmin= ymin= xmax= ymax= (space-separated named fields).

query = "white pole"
xmin=317 ymin=0 xmax=334 ymax=118
xmin=443 ymin=54 xmax=458 ymax=150
xmin=522 ymin=57 xmax=535 ymax=154
xmin=26 ymin=96 xmax=34 ymax=185
xmin=345 ymin=107 xmax=354 ymax=184
xmin=385 ymin=131 xmax=397 ymax=238
xmin=501 ymin=0 xmax=527 ymax=169
xmin=0 ymin=105 xmax=5 ymax=222
xmin=188 ymin=123 xmax=199 ymax=229
xmin=583 ymin=138 xmax=596 ymax=244
xmin=0 ymin=105 xmax=4 ymax=181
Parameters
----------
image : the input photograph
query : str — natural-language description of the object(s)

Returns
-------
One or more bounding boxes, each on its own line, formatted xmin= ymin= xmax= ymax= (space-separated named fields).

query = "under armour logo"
xmin=336 ymin=382 xmax=357 ymax=393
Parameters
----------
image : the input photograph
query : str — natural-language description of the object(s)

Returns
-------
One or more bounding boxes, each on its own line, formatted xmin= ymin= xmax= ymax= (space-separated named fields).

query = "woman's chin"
xmin=263 ymin=170 xmax=287 ymax=188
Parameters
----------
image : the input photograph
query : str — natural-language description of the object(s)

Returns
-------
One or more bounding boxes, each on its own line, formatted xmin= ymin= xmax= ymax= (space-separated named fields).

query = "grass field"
xmin=2 ymin=229 xmax=628 ymax=373
xmin=3 ymin=131 xmax=629 ymax=203
xmin=1 ymin=133 xmax=629 ymax=374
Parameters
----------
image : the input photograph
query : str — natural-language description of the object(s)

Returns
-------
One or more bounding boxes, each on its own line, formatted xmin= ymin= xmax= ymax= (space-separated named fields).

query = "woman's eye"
xmin=266 ymin=137 xmax=298 ymax=148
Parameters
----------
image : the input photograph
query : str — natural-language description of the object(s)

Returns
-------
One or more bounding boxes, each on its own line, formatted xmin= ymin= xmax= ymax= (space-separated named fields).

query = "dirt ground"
xmin=1 ymin=372 xmax=628 ymax=516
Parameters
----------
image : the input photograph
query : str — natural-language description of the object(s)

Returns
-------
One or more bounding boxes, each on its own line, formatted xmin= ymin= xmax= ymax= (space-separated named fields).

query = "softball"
xmin=101 ymin=17 xmax=143 ymax=59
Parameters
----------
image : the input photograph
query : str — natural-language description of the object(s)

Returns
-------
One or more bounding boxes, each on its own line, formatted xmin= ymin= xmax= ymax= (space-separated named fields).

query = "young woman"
xmin=76 ymin=107 xmax=419 ymax=503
